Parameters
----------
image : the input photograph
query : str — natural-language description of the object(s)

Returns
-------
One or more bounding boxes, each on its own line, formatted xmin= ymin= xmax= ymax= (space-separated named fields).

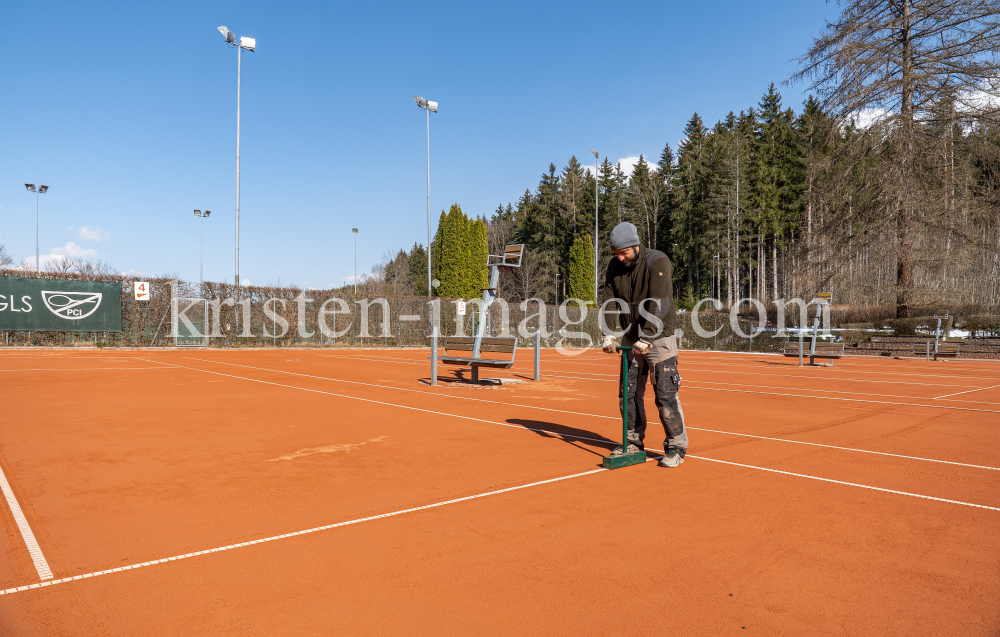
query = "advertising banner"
xmin=0 ymin=276 xmax=123 ymax=332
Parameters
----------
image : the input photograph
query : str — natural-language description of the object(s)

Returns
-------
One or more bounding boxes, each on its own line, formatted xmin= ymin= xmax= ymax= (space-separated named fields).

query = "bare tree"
xmin=626 ymin=155 xmax=667 ymax=249
xmin=791 ymin=0 xmax=1000 ymax=316
xmin=511 ymin=248 xmax=549 ymax=303
xmin=0 ymin=244 xmax=15 ymax=269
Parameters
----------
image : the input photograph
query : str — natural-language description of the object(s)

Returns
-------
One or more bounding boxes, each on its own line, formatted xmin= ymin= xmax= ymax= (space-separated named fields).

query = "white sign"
xmin=41 ymin=291 xmax=103 ymax=319
xmin=457 ymin=301 xmax=466 ymax=316
xmin=134 ymin=281 xmax=150 ymax=301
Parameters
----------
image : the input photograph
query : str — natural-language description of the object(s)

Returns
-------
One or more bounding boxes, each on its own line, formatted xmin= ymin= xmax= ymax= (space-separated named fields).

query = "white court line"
xmin=685 ymin=454 xmax=1000 ymax=512
xmin=691 ymin=428 xmax=1000 ymax=471
xmin=934 ymin=383 xmax=1000 ymax=400
xmin=678 ymin=362 xmax=1000 ymax=382
xmin=684 ymin=384 xmax=1000 ymax=414
xmin=0 ymin=461 xmax=53 ymax=581
xmin=544 ymin=371 xmax=1000 ymax=410
xmin=3 ymin=357 xmax=996 ymax=595
xmin=0 ymin=467 xmax=606 ymax=597
xmin=170 ymin=357 xmax=1000 ymax=465
xmin=0 ymin=367 xmax=170 ymax=372
xmin=331 ymin=352 xmax=994 ymax=388
xmin=546 ymin=371 xmax=995 ymax=403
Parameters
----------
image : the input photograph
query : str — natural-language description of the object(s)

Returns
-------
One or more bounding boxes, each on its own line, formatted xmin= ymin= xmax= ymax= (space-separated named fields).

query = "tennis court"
xmin=0 ymin=348 xmax=998 ymax=635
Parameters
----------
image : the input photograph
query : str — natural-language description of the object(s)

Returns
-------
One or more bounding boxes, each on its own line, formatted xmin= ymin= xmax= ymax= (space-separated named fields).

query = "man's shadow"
xmin=506 ymin=418 xmax=621 ymax=459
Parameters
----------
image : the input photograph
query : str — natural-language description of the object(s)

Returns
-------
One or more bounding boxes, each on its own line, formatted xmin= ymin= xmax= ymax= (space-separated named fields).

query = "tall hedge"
xmin=433 ymin=204 xmax=487 ymax=299
xmin=468 ymin=217 xmax=488 ymax=298
xmin=568 ymin=233 xmax=595 ymax=305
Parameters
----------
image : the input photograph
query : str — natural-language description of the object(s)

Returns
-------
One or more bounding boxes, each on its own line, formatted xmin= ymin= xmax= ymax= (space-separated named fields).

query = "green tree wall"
xmin=467 ymin=217 xmax=489 ymax=298
xmin=433 ymin=204 xmax=488 ymax=299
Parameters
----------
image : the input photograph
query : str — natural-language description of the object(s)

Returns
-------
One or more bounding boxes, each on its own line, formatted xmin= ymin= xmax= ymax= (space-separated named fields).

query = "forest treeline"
xmin=375 ymin=1 xmax=1000 ymax=318
xmin=374 ymin=81 xmax=1000 ymax=314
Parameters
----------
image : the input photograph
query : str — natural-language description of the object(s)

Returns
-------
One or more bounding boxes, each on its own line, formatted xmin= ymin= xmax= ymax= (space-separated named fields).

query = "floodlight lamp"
xmin=25 ymin=183 xmax=35 ymax=192
xmin=218 ymin=26 xmax=235 ymax=44
xmin=590 ymin=148 xmax=598 ymax=156
xmin=426 ymin=100 xmax=438 ymax=112
xmin=352 ymin=228 xmax=358 ymax=233
xmin=413 ymin=95 xmax=427 ymax=109
xmin=240 ymin=36 xmax=256 ymax=51
xmin=204 ymin=210 xmax=211 ymax=218
xmin=194 ymin=209 xmax=201 ymax=216
xmin=37 ymin=185 xmax=48 ymax=194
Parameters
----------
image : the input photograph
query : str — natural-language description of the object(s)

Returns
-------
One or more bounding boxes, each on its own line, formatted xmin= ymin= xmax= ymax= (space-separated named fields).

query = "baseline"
xmin=0 ymin=460 xmax=53 ymax=581
xmin=0 ymin=467 xmax=606 ymax=597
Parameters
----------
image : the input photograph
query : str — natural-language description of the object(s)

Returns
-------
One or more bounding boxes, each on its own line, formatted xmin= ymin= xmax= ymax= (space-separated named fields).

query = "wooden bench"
xmin=782 ymin=340 xmax=845 ymax=362
xmin=436 ymin=336 xmax=517 ymax=382
xmin=912 ymin=341 xmax=962 ymax=359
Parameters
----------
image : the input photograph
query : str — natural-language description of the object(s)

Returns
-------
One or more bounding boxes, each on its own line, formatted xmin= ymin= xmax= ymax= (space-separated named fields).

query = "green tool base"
xmin=602 ymin=450 xmax=647 ymax=469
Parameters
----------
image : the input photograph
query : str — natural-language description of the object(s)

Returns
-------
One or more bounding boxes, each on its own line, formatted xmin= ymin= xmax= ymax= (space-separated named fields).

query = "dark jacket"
xmin=601 ymin=245 xmax=676 ymax=340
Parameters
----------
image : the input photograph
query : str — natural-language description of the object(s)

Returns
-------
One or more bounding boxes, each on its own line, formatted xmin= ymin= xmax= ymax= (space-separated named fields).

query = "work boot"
xmin=610 ymin=443 xmax=641 ymax=456
xmin=658 ymin=446 xmax=685 ymax=467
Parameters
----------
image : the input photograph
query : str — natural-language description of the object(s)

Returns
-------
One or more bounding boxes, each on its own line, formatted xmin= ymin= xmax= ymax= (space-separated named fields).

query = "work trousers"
xmin=618 ymin=335 xmax=688 ymax=451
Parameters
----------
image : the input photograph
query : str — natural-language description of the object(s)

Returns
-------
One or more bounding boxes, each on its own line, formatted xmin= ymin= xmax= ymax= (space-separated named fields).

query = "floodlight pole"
xmin=591 ymin=149 xmax=599 ymax=305
xmin=24 ymin=184 xmax=46 ymax=270
xmin=195 ymin=210 xmax=210 ymax=287
xmin=414 ymin=95 xmax=437 ymax=298
xmin=426 ymin=106 xmax=432 ymax=298
xmin=352 ymin=228 xmax=358 ymax=294
xmin=34 ymin=189 xmax=39 ymax=270
xmin=236 ymin=44 xmax=241 ymax=290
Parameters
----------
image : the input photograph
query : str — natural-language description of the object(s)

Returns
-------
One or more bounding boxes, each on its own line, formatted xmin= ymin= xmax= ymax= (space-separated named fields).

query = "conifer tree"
xmin=467 ymin=217 xmax=489 ymax=298
xmin=436 ymin=205 xmax=469 ymax=298
xmin=568 ymin=233 xmax=595 ymax=305
xmin=409 ymin=243 xmax=428 ymax=296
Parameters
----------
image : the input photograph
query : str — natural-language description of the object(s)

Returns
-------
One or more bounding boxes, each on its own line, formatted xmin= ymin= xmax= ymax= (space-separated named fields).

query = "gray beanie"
xmin=609 ymin=222 xmax=640 ymax=251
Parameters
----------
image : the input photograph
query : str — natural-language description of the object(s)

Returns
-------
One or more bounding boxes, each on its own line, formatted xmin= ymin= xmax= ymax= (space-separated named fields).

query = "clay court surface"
xmin=0 ymin=347 xmax=998 ymax=635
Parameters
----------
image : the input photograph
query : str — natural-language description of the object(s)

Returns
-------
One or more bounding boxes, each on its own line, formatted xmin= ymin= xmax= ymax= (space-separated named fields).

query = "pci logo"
xmin=41 ymin=291 xmax=103 ymax=320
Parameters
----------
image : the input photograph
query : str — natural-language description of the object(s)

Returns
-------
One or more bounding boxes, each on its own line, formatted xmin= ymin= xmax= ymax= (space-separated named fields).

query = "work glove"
xmin=632 ymin=339 xmax=651 ymax=355
xmin=600 ymin=335 xmax=617 ymax=354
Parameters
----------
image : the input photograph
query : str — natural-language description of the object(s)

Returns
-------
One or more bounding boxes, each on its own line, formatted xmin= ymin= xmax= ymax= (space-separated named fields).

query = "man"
xmin=600 ymin=222 xmax=688 ymax=468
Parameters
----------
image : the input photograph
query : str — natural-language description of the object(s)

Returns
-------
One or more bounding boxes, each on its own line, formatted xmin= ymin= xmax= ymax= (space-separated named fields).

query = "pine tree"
xmin=568 ymin=233 xmax=595 ymax=305
xmin=673 ymin=113 xmax=712 ymax=302
xmin=409 ymin=243 xmax=428 ymax=296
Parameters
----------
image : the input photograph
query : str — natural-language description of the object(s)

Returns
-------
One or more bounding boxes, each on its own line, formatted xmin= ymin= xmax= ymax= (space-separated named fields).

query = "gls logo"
xmin=41 ymin=291 xmax=103 ymax=320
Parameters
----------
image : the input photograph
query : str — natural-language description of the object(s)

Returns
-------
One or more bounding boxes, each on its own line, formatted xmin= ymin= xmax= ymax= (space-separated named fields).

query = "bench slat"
xmin=782 ymin=341 xmax=844 ymax=358
xmin=439 ymin=356 xmax=514 ymax=369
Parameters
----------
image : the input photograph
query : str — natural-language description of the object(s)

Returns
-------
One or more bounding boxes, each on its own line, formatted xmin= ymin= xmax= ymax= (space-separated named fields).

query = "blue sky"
xmin=1 ymin=0 xmax=834 ymax=288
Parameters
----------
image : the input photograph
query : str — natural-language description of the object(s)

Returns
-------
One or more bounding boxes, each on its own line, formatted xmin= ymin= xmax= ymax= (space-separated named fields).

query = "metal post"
xmin=235 ymin=45 xmax=241 ymax=289
xmin=592 ymin=149 xmax=599 ymax=306
xmin=431 ymin=331 xmax=438 ymax=386
xmin=926 ymin=340 xmax=930 ymax=361
xmin=798 ymin=327 xmax=804 ymax=367
xmin=354 ymin=231 xmax=358 ymax=294
xmin=934 ymin=317 xmax=942 ymax=361
xmin=620 ymin=346 xmax=630 ymax=451
xmin=199 ymin=213 xmax=204 ymax=287
xmin=809 ymin=311 xmax=820 ymax=366
xmin=426 ymin=107 xmax=432 ymax=298
xmin=533 ymin=329 xmax=540 ymax=381
xmin=35 ymin=190 xmax=39 ymax=270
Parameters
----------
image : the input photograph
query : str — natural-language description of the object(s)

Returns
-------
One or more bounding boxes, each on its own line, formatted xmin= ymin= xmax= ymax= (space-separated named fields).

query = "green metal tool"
xmin=602 ymin=345 xmax=647 ymax=469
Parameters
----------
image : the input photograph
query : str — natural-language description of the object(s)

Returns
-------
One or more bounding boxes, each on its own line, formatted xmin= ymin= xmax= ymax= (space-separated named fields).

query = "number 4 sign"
xmin=134 ymin=282 xmax=150 ymax=301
